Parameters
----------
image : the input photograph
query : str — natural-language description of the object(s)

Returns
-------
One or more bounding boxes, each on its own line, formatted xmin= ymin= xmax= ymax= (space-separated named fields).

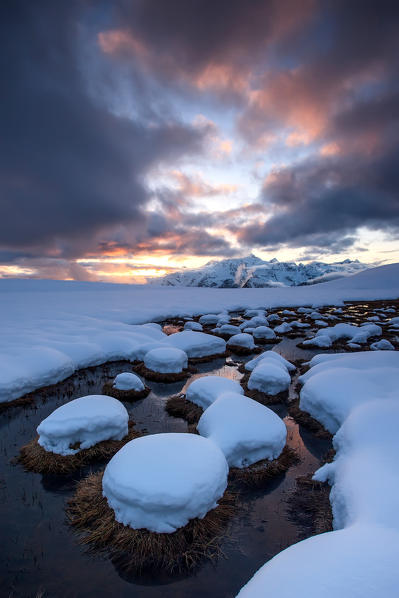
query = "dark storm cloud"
xmin=0 ymin=1 xmax=209 ymax=257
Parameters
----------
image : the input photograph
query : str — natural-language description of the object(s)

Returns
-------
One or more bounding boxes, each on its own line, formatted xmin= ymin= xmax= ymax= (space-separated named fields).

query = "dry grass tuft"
xmin=226 ymin=345 xmax=255 ymax=356
xmin=229 ymin=446 xmax=299 ymax=488
xmin=67 ymin=471 xmax=235 ymax=574
xmin=133 ymin=363 xmax=195 ymax=382
xmin=17 ymin=421 xmax=141 ymax=474
xmin=288 ymin=400 xmax=332 ymax=440
xmin=102 ymin=382 xmax=150 ymax=402
xmin=188 ymin=351 xmax=228 ymax=364
xmin=287 ymin=474 xmax=332 ymax=538
xmin=165 ymin=395 xmax=203 ymax=425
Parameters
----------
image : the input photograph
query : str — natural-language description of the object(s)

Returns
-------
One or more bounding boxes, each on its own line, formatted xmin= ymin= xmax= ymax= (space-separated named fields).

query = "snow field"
xmin=37 ymin=395 xmax=129 ymax=456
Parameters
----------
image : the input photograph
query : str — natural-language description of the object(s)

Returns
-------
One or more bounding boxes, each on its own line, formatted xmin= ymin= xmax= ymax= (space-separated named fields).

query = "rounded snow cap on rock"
xmin=113 ymin=372 xmax=145 ymax=391
xmin=253 ymin=326 xmax=276 ymax=340
xmin=197 ymin=392 xmax=287 ymax=467
xmin=102 ymin=433 xmax=229 ymax=533
xmin=227 ymin=333 xmax=255 ymax=349
xmin=166 ymin=330 xmax=226 ymax=358
xmin=186 ymin=375 xmax=244 ymax=409
xmin=37 ymin=395 xmax=128 ymax=456
xmin=248 ymin=360 xmax=291 ymax=395
xmin=144 ymin=347 xmax=188 ymax=373
xmin=184 ymin=320 xmax=203 ymax=331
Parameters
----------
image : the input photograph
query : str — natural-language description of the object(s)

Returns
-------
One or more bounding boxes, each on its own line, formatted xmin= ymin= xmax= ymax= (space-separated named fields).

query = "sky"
xmin=1 ymin=0 xmax=399 ymax=283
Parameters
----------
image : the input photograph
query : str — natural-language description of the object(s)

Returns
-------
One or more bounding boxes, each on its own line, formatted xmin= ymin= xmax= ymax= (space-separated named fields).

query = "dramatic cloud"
xmin=1 ymin=0 xmax=398 ymax=281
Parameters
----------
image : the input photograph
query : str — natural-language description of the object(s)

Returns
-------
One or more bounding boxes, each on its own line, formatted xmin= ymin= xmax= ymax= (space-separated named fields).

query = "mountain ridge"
xmin=150 ymin=255 xmax=369 ymax=288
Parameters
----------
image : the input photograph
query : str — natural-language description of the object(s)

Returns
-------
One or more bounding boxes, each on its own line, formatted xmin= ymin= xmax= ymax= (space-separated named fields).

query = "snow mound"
xmin=186 ymin=375 xmax=244 ymax=409
xmin=183 ymin=321 xmax=203 ymax=331
xmin=144 ymin=347 xmax=187 ymax=373
xmin=370 ymin=339 xmax=394 ymax=351
xmin=199 ymin=314 xmax=219 ymax=325
xmin=236 ymin=524 xmax=399 ymax=598
xmin=248 ymin=360 xmax=291 ymax=395
xmin=303 ymin=322 xmax=381 ymax=348
xmin=37 ymin=395 xmax=128 ymax=456
xmin=102 ymin=433 xmax=228 ymax=533
xmin=166 ymin=331 xmax=226 ymax=358
xmin=245 ymin=350 xmax=295 ymax=373
xmin=215 ymin=324 xmax=241 ymax=336
xmin=227 ymin=333 xmax=255 ymax=350
xmin=197 ymin=392 xmax=286 ymax=467
xmin=253 ymin=326 xmax=276 ymax=340
xmin=274 ymin=322 xmax=292 ymax=334
xmin=113 ymin=372 xmax=145 ymax=391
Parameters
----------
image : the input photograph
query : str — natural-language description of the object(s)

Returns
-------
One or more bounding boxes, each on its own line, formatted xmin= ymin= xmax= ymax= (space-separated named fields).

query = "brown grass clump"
xmin=226 ymin=344 xmax=254 ymax=356
xmin=102 ymin=382 xmax=150 ymax=402
xmin=17 ymin=421 xmax=141 ymax=475
xmin=134 ymin=363 xmax=196 ymax=382
xmin=229 ymin=446 xmax=299 ymax=488
xmin=287 ymin=474 xmax=332 ymax=538
xmin=188 ymin=351 xmax=228 ymax=364
xmin=288 ymin=399 xmax=332 ymax=440
xmin=67 ymin=471 xmax=235 ymax=574
xmin=165 ymin=394 xmax=203 ymax=425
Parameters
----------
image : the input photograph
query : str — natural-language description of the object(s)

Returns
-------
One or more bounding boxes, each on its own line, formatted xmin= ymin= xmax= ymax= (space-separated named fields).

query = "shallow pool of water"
xmin=0 ymin=344 xmax=331 ymax=598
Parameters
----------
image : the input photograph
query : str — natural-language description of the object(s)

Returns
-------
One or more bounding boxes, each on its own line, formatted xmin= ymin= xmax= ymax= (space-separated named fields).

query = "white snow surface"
xmin=252 ymin=326 xmax=276 ymax=340
xmin=113 ymin=372 xmax=145 ymax=391
xmin=183 ymin=320 xmax=203 ymax=331
xmin=37 ymin=394 xmax=128 ymax=456
xmin=102 ymin=433 xmax=228 ymax=533
xmin=237 ymin=349 xmax=399 ymax=597
xmin=227 ymin=333 xmax=255 ymax=349
xmin=165 ymin=330 xmax=226 ymax=358
xmin=143 ymin=347 xmax=187 ymax=373
xmin=245 ymin=350 xmax=295 ymax=373
xmin=248 ymin=360 xmax=291 ymax=395
xmin=303 ymin=322 xmax=382 ymax=347
xmin=186 ymin=375 xmax=244 ymax=409
xmin=0 ymin=263 xmax=398 ymax=402
xmin=197 ymin=392 xmax=287 ymax=467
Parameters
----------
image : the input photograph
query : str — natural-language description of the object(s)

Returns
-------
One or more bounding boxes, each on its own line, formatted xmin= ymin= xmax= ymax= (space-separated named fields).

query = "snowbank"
xmin=303 ymin=322 xmax=381 ymax=348
xmin=102 ymin=433 xmax=228 ymax=533
xmin=37 ymin=395 xmax=128 ymax=456
xmin=237 ymin=350 xmax=399 ymax=596
xmin=197 ymin=392 xmax=286 ymax=467
xmin=165 ymin=331 xmax=226 ymax=358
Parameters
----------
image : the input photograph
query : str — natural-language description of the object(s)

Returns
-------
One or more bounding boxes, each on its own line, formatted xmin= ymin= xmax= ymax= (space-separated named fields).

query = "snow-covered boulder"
xmin=370 ymin=339 xmax=394 ymax=351
xmin=197 ymin=393 xmax=286 ymax=467
xmin=245 ymin=316 xmax=269 ymax=328
xmin=166 ymin=331 xmax=226 ymax=359
xmin=143 ymin=347 xmax=188 ymax=373
xmin=37 ymin=395 xmax=128 ymax=456
xmin=227 ymin=333 xmax=255 ymax=351
xmin=245 ymin=351 xmax=295 ymax=373
xmin=184 ymin=321 xmax=203 ymax=331
xmin=199 ymin=314 xmax=220 ymax=325
xmin=267 ymin=313 xmax=280 ymax=322
xmin=186 ymin=375 xmax=244 ymax=409
xmin=303 ymin=322 xmax=382 ymax=348
xmin=253 ymin=326 xmax=276 ymax=341
xmin=102 ymin=433 xmax=228 ymax=533
xmin=274 ymin=322 xmax=292 ymax=334
xmin=248 ymin=360 xmax=291 ymax=396
xmin=134 ymin=340 xmax=169 ymax=361
xmin=113 ymin=372 xmax=145 ymax=391
xmin=214 ymin=324 xmax=241 ymax=337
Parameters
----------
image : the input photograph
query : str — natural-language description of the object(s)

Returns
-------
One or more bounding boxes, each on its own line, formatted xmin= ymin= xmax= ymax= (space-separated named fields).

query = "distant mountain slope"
xmin=151 ymin=255 xmax=369 ymax=287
